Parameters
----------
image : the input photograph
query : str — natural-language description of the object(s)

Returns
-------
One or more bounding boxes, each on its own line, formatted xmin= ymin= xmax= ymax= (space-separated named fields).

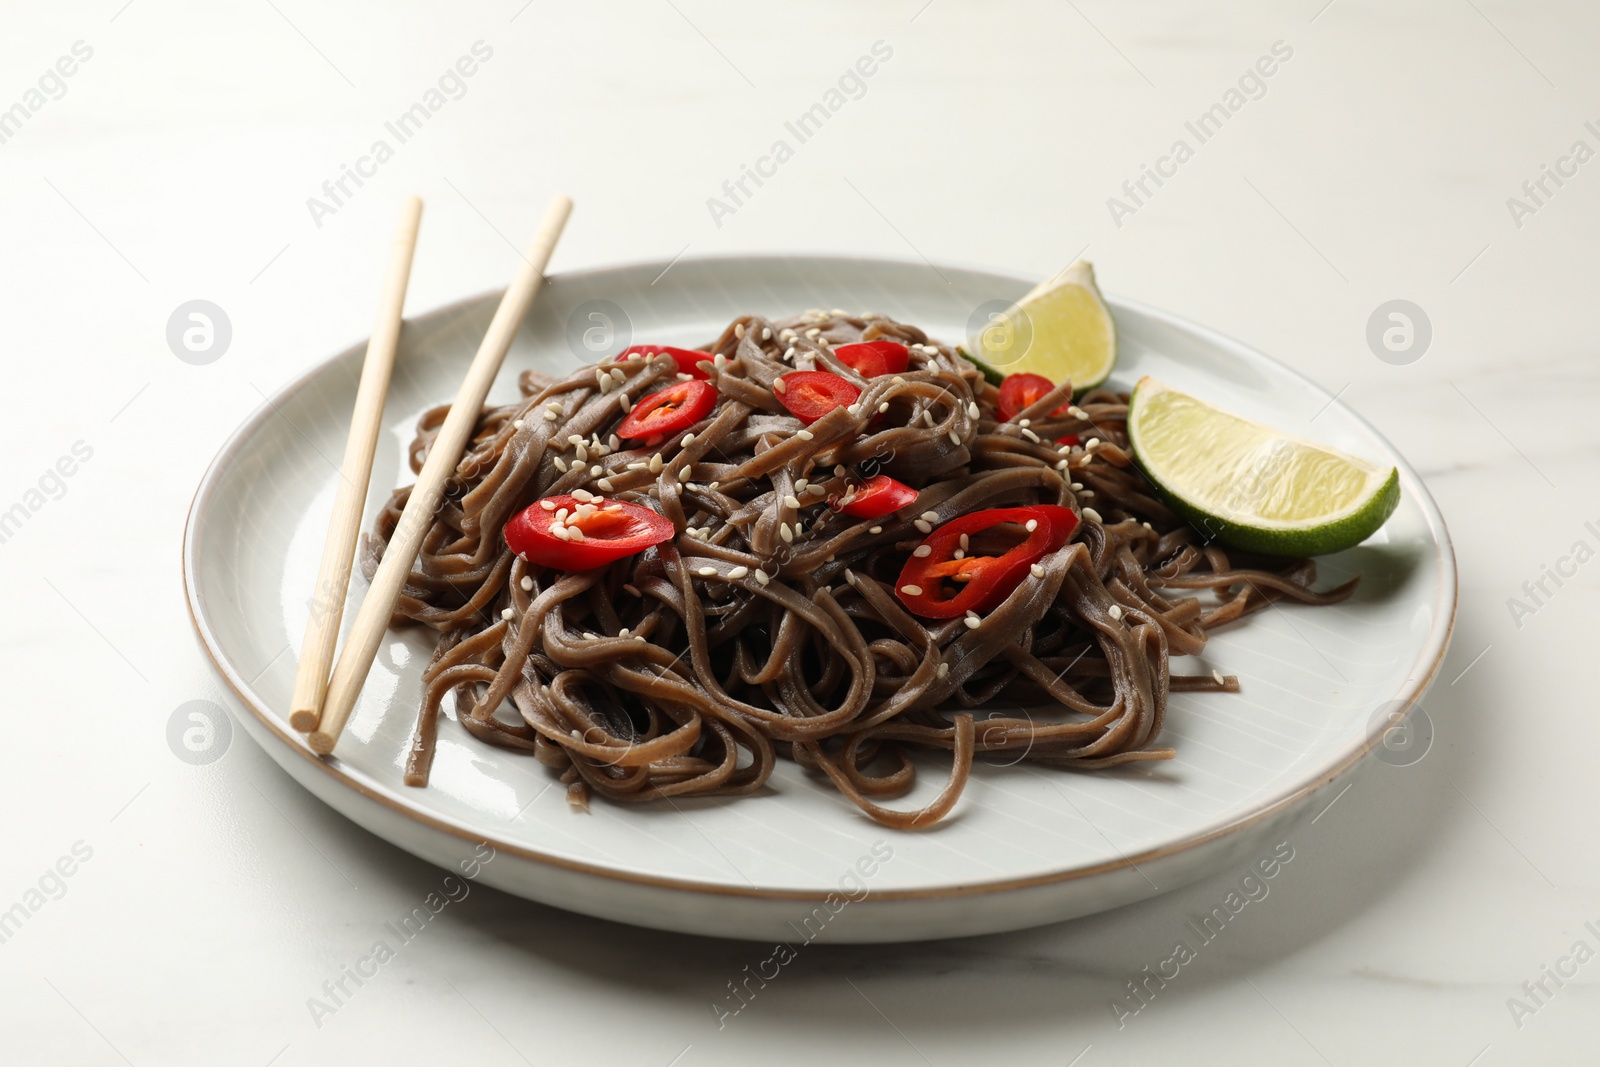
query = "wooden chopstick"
xmin=290 ymin=195 xmax=424 ymax=733
xmin=309 ymin=194 xmax=574 ymax=756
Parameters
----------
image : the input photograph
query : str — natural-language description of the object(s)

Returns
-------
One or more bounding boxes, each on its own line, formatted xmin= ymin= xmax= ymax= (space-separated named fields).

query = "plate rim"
xmin=182 ymin=252 xmax=1458 ymax=903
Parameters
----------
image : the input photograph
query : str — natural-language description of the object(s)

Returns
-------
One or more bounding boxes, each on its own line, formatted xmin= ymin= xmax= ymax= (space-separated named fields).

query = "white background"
xmin=2 ymin=1 xmax=1596 ymax=1063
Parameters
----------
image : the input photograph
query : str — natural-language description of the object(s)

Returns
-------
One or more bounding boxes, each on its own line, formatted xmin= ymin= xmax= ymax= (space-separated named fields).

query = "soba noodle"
xmin=361 ymin=311 xmax=1355 ymax=829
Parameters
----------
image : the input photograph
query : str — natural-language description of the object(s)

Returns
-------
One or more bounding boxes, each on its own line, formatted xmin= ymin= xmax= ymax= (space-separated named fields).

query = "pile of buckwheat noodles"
xmin=361 ymin=310 xmax=1356 ymax=829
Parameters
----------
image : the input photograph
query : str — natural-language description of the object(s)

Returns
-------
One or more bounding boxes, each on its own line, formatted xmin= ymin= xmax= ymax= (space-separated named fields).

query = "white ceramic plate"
xmin=184 ymin=255 xmax=1456 ymax=943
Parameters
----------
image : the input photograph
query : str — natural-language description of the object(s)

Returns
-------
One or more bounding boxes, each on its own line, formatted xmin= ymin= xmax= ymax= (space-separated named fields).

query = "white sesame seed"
xmin=1109 ymin=604 xmax=1123 ymax=620
xmin=609 ymin=368 xmax=626 ymax=384
xmin=922 ymin=410 xmax=935 ymax=427
xmin=773 ymin=378 xmax=787 ymax=394
xmin=520 ymin=575 xmax=534 ymax=591
xmin=921 ymin=511 xmax=939 ymax=523
xmin=1083 ymin=507 xmax=1103 ymax=523
xmin=681 ymin=433 xmax=696 ymax=448
xmin=964 ymin=616 xmax=980 ymax=630
xmin=555 ymin=507 xmax=569 ymax=521
xmin=949 ymin=430 xmax=961 ymax=445
xmin=568 ymin=527 xmax=586 ymax=541
xmin=1021 ymin=428 xmax=1041 ymax=443
xmin=953 ymin=548 xmax=965 ymax=559
xmin=554 ymin=457 xmax=569 ymax=472
xmin=1213 ymin=670 xmax=1226 ymax=685
xmin=762 ymin=327 xmax=772 ymax=341
xmin=794 ymin=479 xmax=808 ymax=491
xmin=501 ymin=607 xmax=514 ymax=620
xmin=546 ymin=401 xmax=563 ymax=412
xmin=1019 ymin=418 xmax=1031 ymax=428
xmin=869 ymin=525 xmax=883 ymax=534
xmin=543 ymin=410 xmax=558 ymax=421
xmin=574 ymin=443 xmax=588 ymax=462
xmin=619 ymin=394 xmax=632 ymax=413
xmin=649 ymin=454 xmax=663 ymax=473
xmin=734 ymin=323 xmax=745 ymax=338
xmin=676 ymin=372 xmax=693 ymax=381
xmin=698 ymin=566 xmax=717 ymax=577
xmin=784 ymin=494 xmax=802 ymax=509
xmin=1055 ymin=460 xmax=1070 ymax=471
xmin=913 ymin=545 xmax=932 ymax=558
xmin=848 ymin=404 xmax=861 ymax=417
xmin=900 ymin=584 xmax=924 ymax=596
xmin=714 ymin=353 xmax=728 ymax=368
xmin=780 ymin=524 xmax=793 ymax=543
xmin=583 ymin=632 xmax=597 ymax=641
xmin=914 ymin=519 xmax=932 ymax=534
xmin=570 ymin=460 xmax=586 ymax=473
xmin=1030 ymin=563 xmax=1045 ymax=579
xmin=539 ymin=500 xmax=556 ymax=511
xmin=937 ymin=663 xmax=949 ymax=678
xmin=967 ymin=402 xmax=980 ymax=419
xmin=1025 ymin=519 xmax=1038 ymax=532
xmin=728 ymin=566 xmax=749 ymax=580
xmin=512 ymin=419 xmax=524 ymax=430
xmin=878 ymin=402 xmax=890 ymax=413
xmin=959 ymin=534 xmax=969 ymax=550
xmin=619 ymin=627 xmax=630 ymax=638
xmin=797 ymin=429 xmax=814 ymax=441
xmin=597 ymin=478 xmax=615 ymax=491
xmin=1070 ymin=482 xmax=1084 ymax=491
xmin=754 ymin=569 xmax=770 ymax=585
xmin=678 ymin=466 xmax=691 ymax=481
xmin=1069 ymin=406 xmax=1087 ymax=419
xmin=635 ymin=634 xmax=648 ymax=642
xmin=1086 ymin=437 xmax=1101 ymax=450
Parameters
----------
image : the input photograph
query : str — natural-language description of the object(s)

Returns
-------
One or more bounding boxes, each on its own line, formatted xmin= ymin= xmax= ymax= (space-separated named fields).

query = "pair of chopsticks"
xmin=288 ymin=193 xmax=574 ymax=757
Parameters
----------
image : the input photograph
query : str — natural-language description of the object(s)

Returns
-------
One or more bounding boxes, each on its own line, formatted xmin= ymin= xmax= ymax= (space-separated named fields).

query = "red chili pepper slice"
xmin=836 ymin=475 xmax=918 ymax=519
xmin=616 ymin=380 xmax=717 ymax=440
xmin=834 ymin=340 xmax=909 ymax=378
xmin=505 ymin=495 xmax=675 ymax=570
xmin=615 ymin=345 xmax=713 ymax=379
xmin=997 ymin=372 xmax=1070 ymax=421
xmin=776 ymin=371 xmax=860 ymax=425
xmin=894 ymin=505 xmax=1079 ymax=619
xmin=1056 ymin=434 xmax=1080 ymax=448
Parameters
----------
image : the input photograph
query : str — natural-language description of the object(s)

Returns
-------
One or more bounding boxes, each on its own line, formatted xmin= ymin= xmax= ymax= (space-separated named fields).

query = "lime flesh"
xmin=1127 ymin=377 xmax=1400 ymax=557
xmin=963 ymin=261 xmax=1116 ymax=392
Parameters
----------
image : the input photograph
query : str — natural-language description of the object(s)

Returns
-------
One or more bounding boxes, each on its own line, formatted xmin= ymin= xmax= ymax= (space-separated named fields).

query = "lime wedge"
xmin=962 ymin=260 xmax=1116 ymax=391
xmin=1127 ymin=376 xmax=1400 ymax=557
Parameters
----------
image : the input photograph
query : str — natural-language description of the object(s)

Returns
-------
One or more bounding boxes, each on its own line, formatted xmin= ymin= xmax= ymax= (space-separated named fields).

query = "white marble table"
xmin=2 ymin=1 xmax=1594 ymax=1063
